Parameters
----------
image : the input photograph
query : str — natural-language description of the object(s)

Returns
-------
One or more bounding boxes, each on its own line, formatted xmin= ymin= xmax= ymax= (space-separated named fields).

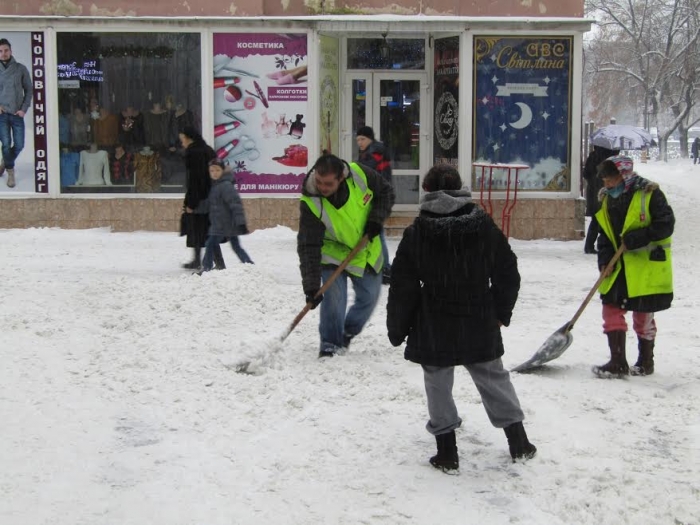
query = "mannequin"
xmin=134 ymin=145 xmax=162 ymax=193
xmin=143 ymin=102 xmax=170 ymax=149
xmin=111 ymin=144 xmax=134 ymax=185
xmin=78 ymin=143 xmax=111 ymax=186
xmin=70 ymin=108 xmax=90 ymax=147
xmin=60 ymin=146 xmax=80 ymax=186
xmin=119 ymin=106 xmax=145 ymax=149
xmin=169 ymin=103 xmax=196 ymax=148
xmin=92 ymin=107 xmax=120 ymax=148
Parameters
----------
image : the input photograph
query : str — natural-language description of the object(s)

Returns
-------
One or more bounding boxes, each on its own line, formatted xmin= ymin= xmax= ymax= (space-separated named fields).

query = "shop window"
xmin=56 ymin=32 xmax=202 ymax=194
xmin=472 ymin=36 xmax=573 ymax=192
xmin=347 ymin=39 xmax=425 ymax=70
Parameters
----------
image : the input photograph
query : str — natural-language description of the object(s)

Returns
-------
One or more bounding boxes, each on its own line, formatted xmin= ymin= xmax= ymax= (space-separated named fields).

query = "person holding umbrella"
xmin=582 ymin=146 xmax=619 ymax=254
xmin=592 ymin=155 xmax=675 ymax=378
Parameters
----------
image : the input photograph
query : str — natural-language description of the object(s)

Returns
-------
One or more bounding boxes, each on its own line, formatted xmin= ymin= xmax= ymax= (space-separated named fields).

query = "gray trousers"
xmin=422 ymin=358 xmax=525 ymax=436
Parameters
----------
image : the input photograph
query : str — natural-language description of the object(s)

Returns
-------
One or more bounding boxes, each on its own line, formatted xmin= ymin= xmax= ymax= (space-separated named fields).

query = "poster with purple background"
xmin=213 ymin=33 xmax=308 ymax=194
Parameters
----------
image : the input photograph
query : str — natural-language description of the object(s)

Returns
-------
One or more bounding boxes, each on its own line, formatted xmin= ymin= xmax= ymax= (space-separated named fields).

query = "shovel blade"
xmin=511 ymin=323 xmax=573 ymax=373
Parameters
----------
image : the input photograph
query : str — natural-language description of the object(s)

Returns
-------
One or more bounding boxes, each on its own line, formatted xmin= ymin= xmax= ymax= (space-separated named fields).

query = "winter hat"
xmin=608 ymin=155 xmax=635 ymax=180
xmin=356 ymin=126 xmax=375 ymax=141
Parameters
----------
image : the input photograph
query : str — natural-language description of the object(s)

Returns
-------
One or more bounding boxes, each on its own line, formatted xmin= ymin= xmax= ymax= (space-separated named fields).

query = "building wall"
xmin=6 ymin=0 xmax=584 ymax=17
xmin=0 ymin=198 xmax=585 ymax=240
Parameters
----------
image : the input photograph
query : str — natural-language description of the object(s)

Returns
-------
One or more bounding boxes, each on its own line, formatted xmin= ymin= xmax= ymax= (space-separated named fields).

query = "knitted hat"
xmin=356 ymin=126 xmax=375 ymax=141
xmin=608 ymin=155 xmax=634 ymax=179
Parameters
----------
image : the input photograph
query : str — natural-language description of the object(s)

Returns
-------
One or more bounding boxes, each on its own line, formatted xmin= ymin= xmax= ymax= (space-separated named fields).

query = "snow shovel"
xmin=511 ymin=244 xmax=626 ymax=373
xmin=232 ymin=235 xmax=370 ymax=374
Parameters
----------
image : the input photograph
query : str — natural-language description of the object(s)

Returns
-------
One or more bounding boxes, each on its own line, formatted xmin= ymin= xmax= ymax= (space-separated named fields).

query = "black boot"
xmin=504 ymin=422 xmax=537 ymax=462
xmin=429 ymin=431 xmax=459 ymax=473
xmin=631 ymin=338 xmax=655 ymax=376
xmin=213 ymin=250 xmax=226 ymax=270
xmin=592 ymin=331 xmax=629 ymax=378
xmin=182 ymin=248 xmax=201 ymax=269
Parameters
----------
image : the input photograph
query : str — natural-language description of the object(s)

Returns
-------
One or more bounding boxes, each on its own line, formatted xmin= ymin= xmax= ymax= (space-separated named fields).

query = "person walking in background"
xmin=298 ymin=153 xmax=394 ymax=358
xmin=356 ymin=126 xmax=393 ymax=284
xmin=198 ymin=158 xmax=253 ymax=273
xmin=0 ymin=38 xmax=32 ymax=189
xmin=582 ymin=146 xmax=619 ymax=254
xmin=691 ymin=137 xmax=699 ymax=165
xmin=180 ymin=126 xmax=217 ymax=270
xmin=387 ymin=164 xmax=536 ymax=473
xmin=592 ymin=155 xmax=674 ymax=378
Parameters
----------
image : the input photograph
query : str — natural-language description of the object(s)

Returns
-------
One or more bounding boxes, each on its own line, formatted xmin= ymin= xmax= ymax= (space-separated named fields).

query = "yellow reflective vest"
xmin=596 ymin=188 xmax=673 ymax=297
xmin=300 ymin=162 xmax=383 ymax=277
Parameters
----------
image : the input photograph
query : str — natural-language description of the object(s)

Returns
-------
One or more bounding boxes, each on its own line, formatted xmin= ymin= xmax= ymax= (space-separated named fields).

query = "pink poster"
xmin=213 ymin=33 xmax=308 ymax=194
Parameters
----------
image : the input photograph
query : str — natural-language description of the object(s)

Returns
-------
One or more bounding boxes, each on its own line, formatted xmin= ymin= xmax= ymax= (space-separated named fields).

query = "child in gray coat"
xmin=199 ymin=159 xmax=253 ymax=272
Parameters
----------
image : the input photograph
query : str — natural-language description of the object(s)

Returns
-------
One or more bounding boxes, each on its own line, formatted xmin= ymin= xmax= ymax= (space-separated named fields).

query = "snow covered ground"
xmin=1 ymin=159 xmax=699 ymax=525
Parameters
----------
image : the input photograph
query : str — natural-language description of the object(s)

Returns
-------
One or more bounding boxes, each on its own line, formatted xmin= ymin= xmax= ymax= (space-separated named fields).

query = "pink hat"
xmin=608 ymin=155 xmax=634 ymax=179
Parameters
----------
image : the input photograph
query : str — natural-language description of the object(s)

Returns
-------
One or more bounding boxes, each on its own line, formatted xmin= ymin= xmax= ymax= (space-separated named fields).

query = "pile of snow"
xmin=1 ymin=160 xmax=698 ymax=525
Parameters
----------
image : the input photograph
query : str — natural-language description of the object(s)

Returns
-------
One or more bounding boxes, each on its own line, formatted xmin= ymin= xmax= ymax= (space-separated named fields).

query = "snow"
xmin=1 ymin=159 xmax=699 ymax=525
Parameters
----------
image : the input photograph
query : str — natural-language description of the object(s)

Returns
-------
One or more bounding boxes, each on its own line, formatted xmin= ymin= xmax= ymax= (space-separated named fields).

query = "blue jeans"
xmin=0 ymin=113 xmax=26 ymax=169
xmin=202 ymin=234 xmax=253 ymax=270
xmin=380 ymin=229 xmax=391 ymax=271
xmin=319 ymin=265 xmax=382 ymax=353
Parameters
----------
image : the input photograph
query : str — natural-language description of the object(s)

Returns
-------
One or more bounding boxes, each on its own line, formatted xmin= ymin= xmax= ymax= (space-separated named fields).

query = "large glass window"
xmin=56 ymin=32 xmax=202 ymax=194
xmin=347 ymin=38 xmax=425 ymax=70
xmin=472 ymin=36 xmax=573 ymax=192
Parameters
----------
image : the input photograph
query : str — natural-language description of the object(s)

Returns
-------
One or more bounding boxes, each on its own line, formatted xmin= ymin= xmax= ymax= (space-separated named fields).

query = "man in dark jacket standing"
xmin=298 ymin=153 xmax=394 ymax=358
xmin=356 ymin=126 xmax=393 ymax=284
xmin=582 ymin=146 xmax=619 ymax=254
xmin=0 ymin=38 xmax=33 ymax=189
xmin=592 ymin=156 xmax=674 ymax=378
xmin=387 ymin=164 xmax=536 ymax=473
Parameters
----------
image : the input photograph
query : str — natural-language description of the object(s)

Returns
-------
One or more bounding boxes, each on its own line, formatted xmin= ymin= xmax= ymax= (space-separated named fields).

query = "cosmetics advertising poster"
xmin=213 ymin=33 xmax=309 ymax=194
xmin=0 ymin=31 xmax=47 ymax=194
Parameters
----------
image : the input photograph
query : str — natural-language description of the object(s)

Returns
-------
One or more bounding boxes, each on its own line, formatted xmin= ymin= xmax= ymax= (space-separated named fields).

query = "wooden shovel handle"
xmin=282 ymin=235 xmax=370 ymax=342
xmin=567 ymin=243 xmax=626 ymax=331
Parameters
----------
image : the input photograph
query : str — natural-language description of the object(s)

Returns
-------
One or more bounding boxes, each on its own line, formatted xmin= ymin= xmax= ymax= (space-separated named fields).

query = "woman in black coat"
xmin=179 ymin=126 xmax=216 ymax=269
xmin=582 ymin=146 xmax=619 ymax=253
xmin=386 ymin=164 xmax=536 ymax=473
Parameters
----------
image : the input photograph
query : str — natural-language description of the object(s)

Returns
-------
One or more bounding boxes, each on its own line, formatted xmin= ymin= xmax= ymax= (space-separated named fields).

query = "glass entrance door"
xmin=347 ymin=73 xmax=426 ymax=207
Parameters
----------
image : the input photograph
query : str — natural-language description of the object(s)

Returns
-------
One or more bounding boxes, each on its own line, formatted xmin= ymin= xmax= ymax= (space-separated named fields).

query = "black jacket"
xmin=357 ymin=141 xmax=392 ymax=184
xmin=297 ymin=163 xmax=395 ymax=295
xmin=583 ymin=146 xmax=619 ymax=217
xmin=597 ymin=176 xmax=675 ymax=312
xmin=183 ymin=140 xmax=216 ymax=212
xmin=387 ymin=195 xmax=520 ymax=367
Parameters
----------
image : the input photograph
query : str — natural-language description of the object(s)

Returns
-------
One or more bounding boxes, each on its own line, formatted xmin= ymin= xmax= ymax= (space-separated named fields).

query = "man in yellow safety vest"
xmin=298 ymin=153 xmax=395 ymax=358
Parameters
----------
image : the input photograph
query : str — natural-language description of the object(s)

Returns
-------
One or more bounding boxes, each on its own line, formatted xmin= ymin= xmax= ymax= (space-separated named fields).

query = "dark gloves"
xmin=622 ymin=228 xmax=650 ymax=250
xmin=364 ymin=221 xmax=382 ymax=240
xmin=305 ymin=290 xmax=323 ymax=310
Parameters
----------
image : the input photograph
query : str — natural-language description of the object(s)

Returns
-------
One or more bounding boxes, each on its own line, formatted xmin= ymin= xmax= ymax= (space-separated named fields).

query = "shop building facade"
xmin=0 ymin=0 xmax=590 ymax=239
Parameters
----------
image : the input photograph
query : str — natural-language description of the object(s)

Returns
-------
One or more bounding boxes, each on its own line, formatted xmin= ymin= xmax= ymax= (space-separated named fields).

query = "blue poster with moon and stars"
xmin=473 ymin=36 xmax=572 ymax=191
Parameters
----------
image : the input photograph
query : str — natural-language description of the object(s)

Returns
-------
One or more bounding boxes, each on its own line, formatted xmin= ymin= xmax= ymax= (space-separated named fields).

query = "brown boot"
xmin=7 ymin=168 xmax=15 ymax=188
xmin=630 ymin=338 xmax=655 ymax=376
xmin=592 ymin=330 xmax=629 ymax=378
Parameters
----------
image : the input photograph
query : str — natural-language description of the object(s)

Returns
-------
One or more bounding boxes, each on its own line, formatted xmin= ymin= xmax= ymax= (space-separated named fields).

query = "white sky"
xmin=1 ymin=158 xmax=698 ymax=525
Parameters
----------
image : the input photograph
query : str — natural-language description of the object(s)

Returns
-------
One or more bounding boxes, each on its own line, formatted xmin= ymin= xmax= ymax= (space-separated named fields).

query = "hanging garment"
xmin=92 ymin=112 xmax=120 ymax=148
xmin=111 ymin=151 xmax=135 ymax=185
xmin=134 ymin=151 xmax=162 ymax=193
xmin=60 ymin=151 xmax=80 ymax=186
xmin=78 ymin=149 xmax=111 ymax=185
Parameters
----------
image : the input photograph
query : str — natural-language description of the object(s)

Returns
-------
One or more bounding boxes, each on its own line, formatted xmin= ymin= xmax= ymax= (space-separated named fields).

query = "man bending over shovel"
xmin=298 ymin=153 xmax=394 ymax=358
xmin=593 ymin=155 xmax=675 ymax=378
